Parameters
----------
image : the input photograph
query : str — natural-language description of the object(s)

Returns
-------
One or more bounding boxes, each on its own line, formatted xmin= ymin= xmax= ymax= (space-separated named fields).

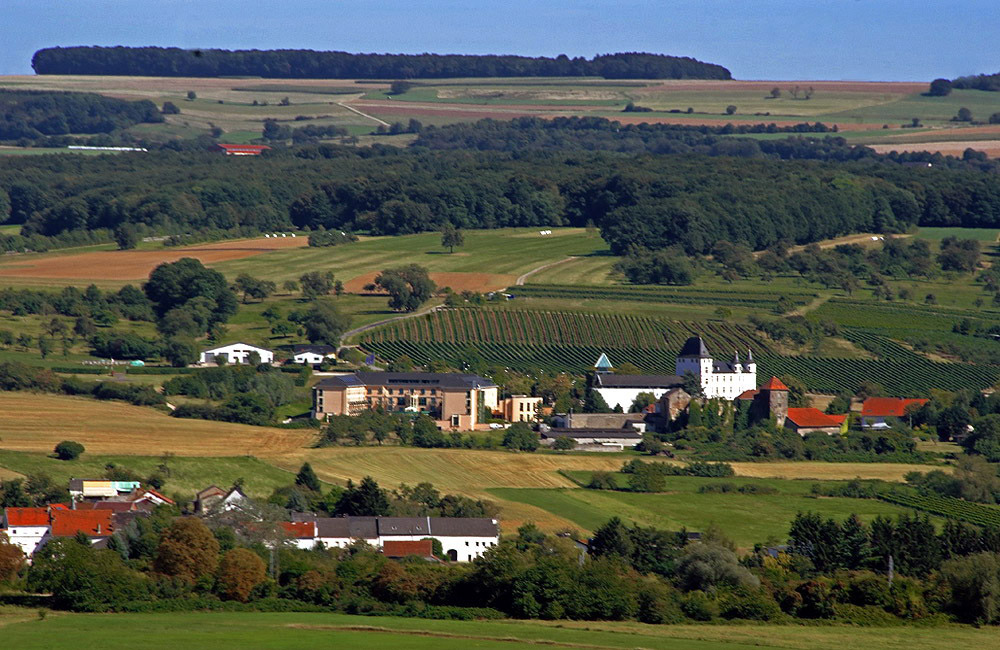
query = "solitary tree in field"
xmin=955 ymin=107 xmax=973 ymax=122
xmin=725 ymin=105 xmax=737 ymax=115
xmin=441 ymin=224 xmax=464 ymax=253
xmin=186 ymin=91 xmax=197 ymax=101
xmin=299 ymin=271 xmax=335 ymax=301
xmin=928 ymin=78 xmax=953 ymax=96
xmin=374 ymin=265 xmax=436 ymax=312
xmin=769 ymin=87 xmax=781 ymax=99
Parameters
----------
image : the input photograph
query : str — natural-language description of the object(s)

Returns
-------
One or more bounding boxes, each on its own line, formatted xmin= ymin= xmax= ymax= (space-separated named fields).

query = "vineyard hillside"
xmin=359 ymin=308 xmax=1000 ymax=394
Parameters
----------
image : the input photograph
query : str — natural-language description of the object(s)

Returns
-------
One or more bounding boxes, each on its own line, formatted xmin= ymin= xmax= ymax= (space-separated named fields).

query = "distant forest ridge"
xmin=31 ymin=46 xmax=732 ymax=80
xmin=952 ymin=72 xmax=1000 ymax=92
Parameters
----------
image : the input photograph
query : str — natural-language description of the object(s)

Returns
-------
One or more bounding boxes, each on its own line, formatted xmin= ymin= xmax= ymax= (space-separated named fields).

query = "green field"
xmin=491 ymin=474 xmax=931 ymax=547
xmin=916 ymin=226 xmax=1000 ymax=242
xmin=0 ymin=609 xmax=993 ymax=650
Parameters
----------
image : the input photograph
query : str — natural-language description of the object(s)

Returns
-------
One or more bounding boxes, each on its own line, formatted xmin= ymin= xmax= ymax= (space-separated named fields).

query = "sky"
xmin=4 ymin=0 xmax=999 ymax=80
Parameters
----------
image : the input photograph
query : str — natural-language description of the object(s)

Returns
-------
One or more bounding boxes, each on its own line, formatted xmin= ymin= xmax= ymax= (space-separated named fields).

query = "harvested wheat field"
xmin=343 ymin=271 xmax=516 ymax=294
xmin=0 ymin=393 xmax=314 ymax=457
xmin=869 ymin=140 xmax=1000 ymax=158
xmin=0 ymin=236 xmax=307 ymax=284
xmin=728 ymin=460 xmax=941 ymax=481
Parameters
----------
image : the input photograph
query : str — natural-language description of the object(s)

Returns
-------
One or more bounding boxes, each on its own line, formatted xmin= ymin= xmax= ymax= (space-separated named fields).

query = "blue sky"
xmin=4 ymin=0 xmax=999 ymax=80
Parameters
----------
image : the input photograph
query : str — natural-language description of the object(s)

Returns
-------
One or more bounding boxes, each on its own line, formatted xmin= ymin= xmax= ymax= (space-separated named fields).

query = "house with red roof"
xmin=861 ymin=397 xmax=928 ymax=429
xmin=2 ymin=506 xmax=116 ymax=558
xmin=784 ymin=408 xmax=848 ymax=436
xmin=2 ymin=507 xmax=51 ymax=557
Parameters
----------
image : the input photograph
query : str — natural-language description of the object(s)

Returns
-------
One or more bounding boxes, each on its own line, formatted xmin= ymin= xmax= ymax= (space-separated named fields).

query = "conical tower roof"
xmin=677 ymin=336 xmax=710 ymax=358
xmin=594 ymin=352 xmax=613 ymax=371
xmin=761 ymin=376 xmax=789 ymax=391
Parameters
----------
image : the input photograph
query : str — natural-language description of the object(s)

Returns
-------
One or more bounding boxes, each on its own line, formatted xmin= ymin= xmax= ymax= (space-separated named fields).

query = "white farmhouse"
xmin=292 ymin=344 xmax=337 ymax=366
xmin=288 ymin=516 xmax=500 ymax=562
xmin=1 ymin=507 xmax=51 ymax=557
xmin=199 ymin=342 xmax=274 ymax=365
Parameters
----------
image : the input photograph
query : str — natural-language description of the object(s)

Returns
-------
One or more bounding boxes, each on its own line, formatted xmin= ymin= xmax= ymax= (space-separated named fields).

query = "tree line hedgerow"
xmin=0 ymin=89 xmax=163 ymax=143
xmin=31 ymin=47 xmax=732 ymax=80
xmin=4 ymin=122 xmax=1000 ymax=255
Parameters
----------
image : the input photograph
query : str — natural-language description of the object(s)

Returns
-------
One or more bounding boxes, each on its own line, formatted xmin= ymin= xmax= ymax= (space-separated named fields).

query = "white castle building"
xmin=593 ymin=336 xmax=757 ymax=410
xmin=674 ymin=336 xmax=757 ymax=401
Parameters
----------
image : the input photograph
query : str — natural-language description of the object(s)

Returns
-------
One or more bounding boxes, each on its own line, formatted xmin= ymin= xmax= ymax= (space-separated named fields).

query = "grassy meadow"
xmin=0 ymin=609 xmax=995 ymax=650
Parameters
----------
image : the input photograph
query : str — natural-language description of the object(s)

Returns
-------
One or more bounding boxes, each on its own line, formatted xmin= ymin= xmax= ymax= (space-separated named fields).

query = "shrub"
xmin=54 ymin=440 xmax=84 ymax=461
xmin=680 ymin=590 xmax=718 ymax=621
xmin=216 ymin=548 xmax=267 ymax=602
xmin=588 ymin=471 xmax=619 ymax=490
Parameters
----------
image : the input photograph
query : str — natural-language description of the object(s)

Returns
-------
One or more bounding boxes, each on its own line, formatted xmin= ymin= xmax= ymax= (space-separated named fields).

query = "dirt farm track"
xmin=0 ymin=236 xmax=307 ymax=282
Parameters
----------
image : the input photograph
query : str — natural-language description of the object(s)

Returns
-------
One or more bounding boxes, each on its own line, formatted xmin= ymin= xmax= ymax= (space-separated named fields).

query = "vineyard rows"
xmin=359 ymin=340 xmax=999 ymax=395
xmin=513 ymin=283 xmax=817 ymax=308
xmin=362 ymin=309 xmax=775 ymax=355
xmin=839 ymin=329 xmax=924 ymax=362
xmin=879 ymin=491 xmax=1000 ymax=528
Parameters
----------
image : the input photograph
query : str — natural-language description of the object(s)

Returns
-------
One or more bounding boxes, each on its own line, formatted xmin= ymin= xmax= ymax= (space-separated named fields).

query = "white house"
xmin=292 ymin=344 xmax=337 ymax=366
xmin=1 ymin=507 xmax=51 ymax=557
xmin=294 ymin=516 xmax=500 ymax=562
xmin=199 ymin=342 xmax=274 ymax=365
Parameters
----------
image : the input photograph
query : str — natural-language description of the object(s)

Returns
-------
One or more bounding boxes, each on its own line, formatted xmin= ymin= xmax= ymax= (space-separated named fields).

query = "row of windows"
xmin=465 ymin=540 xmax=496 ymax=547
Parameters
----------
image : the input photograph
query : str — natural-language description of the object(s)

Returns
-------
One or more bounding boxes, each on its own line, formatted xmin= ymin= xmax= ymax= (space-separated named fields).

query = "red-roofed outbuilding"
xmin=861 ymin=397 xmax=928 ymax=429
xmin=4 ymin=507 xmax=49 ymax=527
xmin=784 ymin=408 xmax=846 ymax=435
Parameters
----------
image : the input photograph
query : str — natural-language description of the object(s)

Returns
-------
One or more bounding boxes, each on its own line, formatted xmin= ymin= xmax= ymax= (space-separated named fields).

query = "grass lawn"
xmin=490 ymin=482 xmax=933 ymax=546
xmin=0 ymin=609 xmax=993 ymax=650
xmin=915 ymin=226 xmax=1000 ymax=242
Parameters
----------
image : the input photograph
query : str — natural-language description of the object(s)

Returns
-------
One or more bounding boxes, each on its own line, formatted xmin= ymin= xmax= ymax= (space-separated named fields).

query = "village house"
xmin=292 ymin=344 xmax=337 ymax=366
xmin=540 ymin=427 xmax=643 ymax=451
xmin=861 ymin=397 xmax=929 ymax=429
xmin=281 ymin=515 xmax=499 ymax=562
xmin=1 ymin=506 xmax=116 ymax=558
xmin=69 ymin=479 xmax=141 ymax=503
xmin=194 ymin=486 xmax=249 ymax=514
xmin=496 ymin=395 xmax=544 ymax=423
xmin=312 ymin=372 xmax=498 ymax=429
xmin=199 ymin=342 xmax=274 ymax=365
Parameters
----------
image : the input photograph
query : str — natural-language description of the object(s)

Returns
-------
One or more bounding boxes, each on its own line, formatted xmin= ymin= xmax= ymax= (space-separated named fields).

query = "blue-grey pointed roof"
xmin=594 ymin=353 xmax=613 ymax=370
xmin=677 ymin=336 xmax=710 ymax=358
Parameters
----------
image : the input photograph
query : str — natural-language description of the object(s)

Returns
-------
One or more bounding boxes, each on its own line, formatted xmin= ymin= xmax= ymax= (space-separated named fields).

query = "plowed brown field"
xmin=0 ymin=236 xmax=306 ymax=281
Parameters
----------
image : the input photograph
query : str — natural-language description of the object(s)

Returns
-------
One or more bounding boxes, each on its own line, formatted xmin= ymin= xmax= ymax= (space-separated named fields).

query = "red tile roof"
xmin=861 ymin=397 xmax=928 ymax=418
xmin=5 ymin=507 xmax=49 ymax=527
xmin=760 ymin=377 xmax=789 ymax=391
xmin=138 ymin=489 xmax=175 ymax=505
xmin=382 ymin=539 xmax=435 ymax=558
xmin=736 ymin=389 xmax=759 ymax=400
xmin=827 ymin=414 xmax=848 ymax=425
xmin=282 ymin=521 xmax=316 ymax=539
xmin=215 ymin=143 xmax=271 ymax=155
xmin=785 ymin=408 xmax=842 ymax=428
xmin=51 ymin=510 xmax=113 ymax=537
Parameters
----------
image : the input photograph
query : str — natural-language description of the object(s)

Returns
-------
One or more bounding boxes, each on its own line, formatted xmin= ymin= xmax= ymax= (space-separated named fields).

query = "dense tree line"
xmin=32 ymin=46 xmax=731 ymax=80
xmin=0 ymin=89 xmax=162 ymax=143
xmin=949 ymin=72 xmax=1000 ymax=92
xmin=3 ymin=126 xmax=1000 ymax=255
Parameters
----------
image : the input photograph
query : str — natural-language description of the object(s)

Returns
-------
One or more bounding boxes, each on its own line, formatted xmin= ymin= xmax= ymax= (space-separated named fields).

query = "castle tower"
xmin=675 ymin=336 xmax=712 ymax=391
xmin=753 ymin=376 xmax=789 ymax=427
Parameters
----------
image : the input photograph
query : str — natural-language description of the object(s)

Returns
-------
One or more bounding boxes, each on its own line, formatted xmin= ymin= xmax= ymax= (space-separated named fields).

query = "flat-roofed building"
xmin=312 ymin=372 xmax=498 ymax=429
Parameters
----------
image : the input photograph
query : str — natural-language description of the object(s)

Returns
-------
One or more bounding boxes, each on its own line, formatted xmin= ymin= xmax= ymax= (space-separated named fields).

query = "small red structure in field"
xmin=215 ymin=143 xmax=271 ymax=156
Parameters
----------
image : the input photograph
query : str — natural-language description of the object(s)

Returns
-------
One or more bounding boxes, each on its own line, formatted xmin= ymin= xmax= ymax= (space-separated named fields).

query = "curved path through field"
xmin=339 ymin=303 xmax=444 ymax=346
xmin=514 ymin=256 xmax=578 ymax=285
